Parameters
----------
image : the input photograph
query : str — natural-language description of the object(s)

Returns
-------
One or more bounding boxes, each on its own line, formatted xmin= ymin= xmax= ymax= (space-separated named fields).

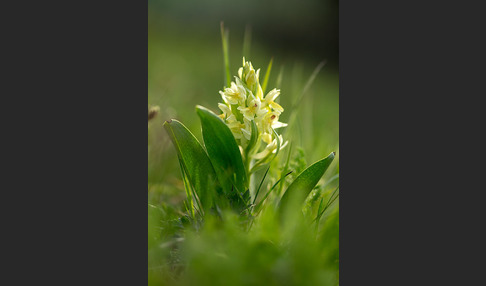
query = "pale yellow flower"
xmin=218 ymin=58 xmax=288 ymax=156
xmin=226 ymin=114 xmax=245 ymax=140
xmin=218 ymin=103 xmax=231 ymax=117
xmin=237 ymin=95 xmax=266 ymax=121
xmin=219 ymin=81 xmax=246 ymax=105
xmin=261 ymin=132 xmax=273 ymax=144
xmin=263 ymin=88 xmax=284 ymax=114
xmin=253 ymin=134 xmax=288 ymax=160
xmin=240 ymin=119 xmax=252 ymax=141
xmin=261 ymin=111 xmax=287 ymax=135
xmin=238 ymin=58 xmax=263 ymax=97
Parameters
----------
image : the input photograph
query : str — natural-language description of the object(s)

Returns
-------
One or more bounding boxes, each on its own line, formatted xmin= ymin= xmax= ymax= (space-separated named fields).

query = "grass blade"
xmin=277 ymin=142 xmax=293 ymax=195
xmin=315 ymin=186 xmax=339 ymax=223
xmin=275 ymin=65 xmax=284 ymax=88
xmin=252 ymin=165 xmax=270 ymax=205
xmin=255 ymin=170 xmax=293 ymax=213
xmin=261 ymin=58 xmax=273 ymax=95
xmin=220 ymin=22 xmax=231 ymax=87
xmin=291 ymin=60 xmax=326 ymax=109
xmin=242 ymin=24 xmax=252 ymax=58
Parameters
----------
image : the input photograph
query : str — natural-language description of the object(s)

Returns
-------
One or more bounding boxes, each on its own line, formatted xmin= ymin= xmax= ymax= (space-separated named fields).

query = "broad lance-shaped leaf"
xmin=196 ymin=105 xmax=248 ymax=200
xmin=163 ymin=119 xmax=217 ymax=208
xmin=279 ymin=152 xmax=335 ymax=213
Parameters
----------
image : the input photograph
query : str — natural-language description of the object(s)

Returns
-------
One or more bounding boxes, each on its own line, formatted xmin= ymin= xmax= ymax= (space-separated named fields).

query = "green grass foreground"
xmin=148 ymin=24 xmax=339 ymax=286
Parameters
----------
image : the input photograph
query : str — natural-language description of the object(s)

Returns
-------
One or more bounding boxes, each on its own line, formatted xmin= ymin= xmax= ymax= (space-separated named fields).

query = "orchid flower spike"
xmin=218 ymin=58 xmax=288 ymax=161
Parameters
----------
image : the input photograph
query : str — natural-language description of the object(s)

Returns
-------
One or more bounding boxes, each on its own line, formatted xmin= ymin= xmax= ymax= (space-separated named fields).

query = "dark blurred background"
xmin=149 ymin=0 xmax=338 ymax=69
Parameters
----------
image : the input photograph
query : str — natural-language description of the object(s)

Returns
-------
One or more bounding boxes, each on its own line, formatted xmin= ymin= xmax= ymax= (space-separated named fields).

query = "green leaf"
xmin=196 ymin=105 xmax=248 ymax=204
xmin=163 ymin=119 xmax=218 ymax=209
xmin=279 ymin=152 xmax=335 ymax=214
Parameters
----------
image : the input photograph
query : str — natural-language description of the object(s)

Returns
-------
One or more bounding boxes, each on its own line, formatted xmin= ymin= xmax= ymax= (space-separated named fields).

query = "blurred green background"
xmin=148 ymin=1 xmax=339 ymax=285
